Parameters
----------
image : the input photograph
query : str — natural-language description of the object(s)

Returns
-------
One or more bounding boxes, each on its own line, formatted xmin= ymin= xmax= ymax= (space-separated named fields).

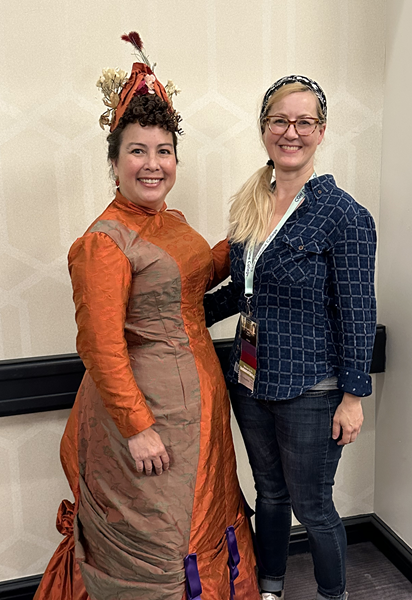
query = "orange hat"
xmin=96 ymin=31 xmax=180 ymax=131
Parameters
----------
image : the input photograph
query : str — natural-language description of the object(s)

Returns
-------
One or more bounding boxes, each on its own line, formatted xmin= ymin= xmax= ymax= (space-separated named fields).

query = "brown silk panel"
xmin=75 ymin=220 xmax=202 ymax=599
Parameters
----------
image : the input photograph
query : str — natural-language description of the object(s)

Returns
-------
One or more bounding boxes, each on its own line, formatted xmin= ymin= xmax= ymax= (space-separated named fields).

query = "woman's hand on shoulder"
xmin=127 ymin=427 xmax=170 ymax=476
xmin=332 ymin=392 xmax=364 ymax=446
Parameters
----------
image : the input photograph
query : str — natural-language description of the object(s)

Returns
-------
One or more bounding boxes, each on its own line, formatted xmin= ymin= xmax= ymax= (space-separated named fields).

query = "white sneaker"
xmin=261 ymin=593 xmax=284 ymax=600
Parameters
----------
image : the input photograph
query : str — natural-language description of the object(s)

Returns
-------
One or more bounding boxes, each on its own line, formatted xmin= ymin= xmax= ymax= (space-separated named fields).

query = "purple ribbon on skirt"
xmin=184 ymin=553 xmax=202 ymax=600
xmin=226 ymin=525 xmax=240 ymax=599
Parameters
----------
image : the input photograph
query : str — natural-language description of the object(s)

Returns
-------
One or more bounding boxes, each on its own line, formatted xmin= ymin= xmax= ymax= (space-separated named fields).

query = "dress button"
xmin=298 ymin=245 xmax=304 ymax=250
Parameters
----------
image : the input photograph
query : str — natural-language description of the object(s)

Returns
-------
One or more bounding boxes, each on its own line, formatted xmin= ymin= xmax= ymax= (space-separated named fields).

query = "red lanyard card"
xmin=238 ymin=312 xmax=258 ymax=392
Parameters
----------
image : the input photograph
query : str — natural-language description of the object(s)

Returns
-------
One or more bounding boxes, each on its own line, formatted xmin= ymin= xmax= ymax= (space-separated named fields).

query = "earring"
xmin=115 ymin=177 xmax=120 ymax=187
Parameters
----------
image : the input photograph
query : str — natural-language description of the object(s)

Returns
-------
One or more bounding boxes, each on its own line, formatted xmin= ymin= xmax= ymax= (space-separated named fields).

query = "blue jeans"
xmin=229 ymin=384 xmax=347 ymax=600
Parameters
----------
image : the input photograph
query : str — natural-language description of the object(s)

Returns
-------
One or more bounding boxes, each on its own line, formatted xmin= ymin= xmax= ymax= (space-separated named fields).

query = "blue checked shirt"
xmin=205 ymin=174 xmax=377 ymax=399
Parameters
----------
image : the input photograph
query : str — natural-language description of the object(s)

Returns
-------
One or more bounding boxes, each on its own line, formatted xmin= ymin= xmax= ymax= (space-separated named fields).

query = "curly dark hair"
xmin=107 ymin=94 xmax=183 ymax=164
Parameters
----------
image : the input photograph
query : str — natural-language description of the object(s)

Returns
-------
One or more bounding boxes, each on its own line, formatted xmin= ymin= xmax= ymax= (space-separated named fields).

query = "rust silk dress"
xmin=34 ymin=190 xmax=259 ymax=600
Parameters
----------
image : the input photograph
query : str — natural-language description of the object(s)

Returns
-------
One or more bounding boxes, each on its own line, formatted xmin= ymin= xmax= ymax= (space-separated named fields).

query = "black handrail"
xmin=0 ymin=325 xmax=386 ymax=418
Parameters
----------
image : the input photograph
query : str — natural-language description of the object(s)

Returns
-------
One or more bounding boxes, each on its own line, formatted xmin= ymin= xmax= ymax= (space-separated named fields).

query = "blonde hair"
xmin=228 ymin=83 xmax=326 ymax=245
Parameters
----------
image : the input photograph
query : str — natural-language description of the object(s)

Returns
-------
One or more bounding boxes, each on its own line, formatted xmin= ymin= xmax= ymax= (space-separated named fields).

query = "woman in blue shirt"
xmin=205 ymin=75 xmax=376 ymax=600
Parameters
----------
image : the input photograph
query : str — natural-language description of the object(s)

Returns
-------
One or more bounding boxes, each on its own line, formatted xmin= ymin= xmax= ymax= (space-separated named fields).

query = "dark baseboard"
xmin=0 ymin=574 xmax=42 ymax=600
xmin=288 ymin=513 xmax=376 ymax=556
xmin=1 ymin=510 xmax=410 ymax=599
xmin=367 ymin=513 xmax=412 ymax=585
xmin=289 ymin=512 xmax=412 ymax=584
xmin=0 ymin=326 xmax=386 ymax=418
xmin=0 ymin=353 xmax=85 ymax=417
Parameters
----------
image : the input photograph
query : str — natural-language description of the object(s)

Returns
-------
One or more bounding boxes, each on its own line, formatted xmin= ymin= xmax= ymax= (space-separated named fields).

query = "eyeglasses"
xmin=266 ymin=116 xmax=320 ymax=136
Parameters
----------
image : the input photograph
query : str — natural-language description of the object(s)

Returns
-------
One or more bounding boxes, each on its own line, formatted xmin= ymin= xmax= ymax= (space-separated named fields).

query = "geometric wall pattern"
xmin=0 ymin=0 xmax=385 ymax=580
xmin=0 ymin=410 xmax=72 ymax=581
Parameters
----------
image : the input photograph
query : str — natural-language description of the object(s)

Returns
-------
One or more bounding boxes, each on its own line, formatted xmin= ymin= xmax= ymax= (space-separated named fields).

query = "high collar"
xmin=113 ymin=189 xmax=168 ymax=216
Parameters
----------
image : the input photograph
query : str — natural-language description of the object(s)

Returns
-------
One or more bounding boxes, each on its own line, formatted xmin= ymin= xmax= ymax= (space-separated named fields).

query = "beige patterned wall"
xmin=0 ymin=0 xmax=385 ymax=581
xmin=375 ymin=0 xmax=412 ymax=550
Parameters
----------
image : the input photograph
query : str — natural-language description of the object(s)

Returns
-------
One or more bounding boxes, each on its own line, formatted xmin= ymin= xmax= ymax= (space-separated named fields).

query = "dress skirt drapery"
xmin=34 ymin=191 xmax=259 ymax=600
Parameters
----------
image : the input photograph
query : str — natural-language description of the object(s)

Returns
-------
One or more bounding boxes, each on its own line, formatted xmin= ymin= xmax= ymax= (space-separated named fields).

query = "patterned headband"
xmin=260 ymin=75 xmax=327 ymax=121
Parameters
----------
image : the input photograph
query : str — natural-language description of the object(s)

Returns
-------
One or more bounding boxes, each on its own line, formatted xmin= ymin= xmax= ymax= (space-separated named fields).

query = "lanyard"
xmin=244 ymin=173 xmax=316 ymax=297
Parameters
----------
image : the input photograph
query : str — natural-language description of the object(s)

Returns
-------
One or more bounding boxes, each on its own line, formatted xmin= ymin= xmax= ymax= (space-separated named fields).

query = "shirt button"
xmin=317 ymin=189 xmax=322 ymax=194
xmin=298 ymin=245 xmax=304 ymax=250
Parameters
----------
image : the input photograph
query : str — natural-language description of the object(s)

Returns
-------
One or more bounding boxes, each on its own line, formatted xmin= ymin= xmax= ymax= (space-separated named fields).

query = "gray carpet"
xmin=283 ymin=542 xmax=412 ymax=599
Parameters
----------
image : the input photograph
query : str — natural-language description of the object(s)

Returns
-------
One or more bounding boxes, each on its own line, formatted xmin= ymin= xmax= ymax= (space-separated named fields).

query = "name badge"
xmin=238 ymin=312 xmax=258 ymax=392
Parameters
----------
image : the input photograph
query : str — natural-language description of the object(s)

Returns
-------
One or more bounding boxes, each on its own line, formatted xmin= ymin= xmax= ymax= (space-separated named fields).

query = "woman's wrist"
xmin=341 ymin=392 xmax=362 ymax=403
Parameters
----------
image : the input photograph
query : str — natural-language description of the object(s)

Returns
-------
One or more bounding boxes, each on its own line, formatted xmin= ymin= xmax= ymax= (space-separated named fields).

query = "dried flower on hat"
xmin=96 ymin=68 xmax=128 ymax=130
xmin=165 ymin=80 xmax=181 ymax=103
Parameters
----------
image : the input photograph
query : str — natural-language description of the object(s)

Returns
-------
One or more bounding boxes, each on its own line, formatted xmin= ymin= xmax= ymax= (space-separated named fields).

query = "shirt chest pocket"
xmin=270 ymin=234 xmax=328 ymax=284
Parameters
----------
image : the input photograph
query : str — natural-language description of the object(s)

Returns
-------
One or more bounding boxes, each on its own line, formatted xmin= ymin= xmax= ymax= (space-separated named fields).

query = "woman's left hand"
xmin=332 ymin=393 xmax=364 ymax=446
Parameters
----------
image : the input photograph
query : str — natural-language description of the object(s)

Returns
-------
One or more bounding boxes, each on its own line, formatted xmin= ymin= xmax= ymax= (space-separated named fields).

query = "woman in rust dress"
xmin=34 ymin=33 xmax=259 ymax=600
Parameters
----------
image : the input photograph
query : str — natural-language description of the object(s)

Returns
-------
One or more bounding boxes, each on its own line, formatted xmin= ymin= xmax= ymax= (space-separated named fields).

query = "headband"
xmin=260 ymin=75 xmax=327 ymax=121
xmin=96 ymin=31 xmax=181 ymax=131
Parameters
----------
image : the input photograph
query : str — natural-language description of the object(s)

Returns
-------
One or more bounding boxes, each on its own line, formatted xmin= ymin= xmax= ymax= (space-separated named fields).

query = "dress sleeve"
xmin=68 ymin=232 xmax=156 ymax=437
xmin=207 ymin=238 xmax=231 ymax=290
xmin=204 ymin=280 xmax=242 ymax=327
xmin=328 ymin=211 xmax=377 ymax=397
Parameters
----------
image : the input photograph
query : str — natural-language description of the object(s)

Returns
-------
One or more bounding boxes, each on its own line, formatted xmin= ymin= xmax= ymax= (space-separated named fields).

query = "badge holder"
xmin=238 ymin=296 xmax=258 ymax=392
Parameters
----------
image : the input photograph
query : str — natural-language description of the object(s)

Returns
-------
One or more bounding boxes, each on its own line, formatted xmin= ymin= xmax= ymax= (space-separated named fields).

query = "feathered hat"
xmin=96 ymin=31 xmax=181 ymax=131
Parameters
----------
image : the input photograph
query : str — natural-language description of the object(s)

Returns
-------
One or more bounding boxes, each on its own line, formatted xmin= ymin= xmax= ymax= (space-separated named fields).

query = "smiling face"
xmin=262 ymin=90 xmax=326 ymax=178
xmin=111 ymin=122 xmax=177 ymax=211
